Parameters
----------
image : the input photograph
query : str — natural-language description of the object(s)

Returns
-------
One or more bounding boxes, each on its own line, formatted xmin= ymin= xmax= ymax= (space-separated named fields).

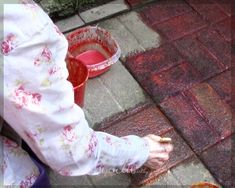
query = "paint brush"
xmin=159 ymin=137 xmax=172 ymax=143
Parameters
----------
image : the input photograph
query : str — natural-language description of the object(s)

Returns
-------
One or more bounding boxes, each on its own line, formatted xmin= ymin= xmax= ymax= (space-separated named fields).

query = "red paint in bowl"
xmin=76 ymin=50 xmax=109 ymax=78
xmin=66 ymin=26 xmax=121 ymax=78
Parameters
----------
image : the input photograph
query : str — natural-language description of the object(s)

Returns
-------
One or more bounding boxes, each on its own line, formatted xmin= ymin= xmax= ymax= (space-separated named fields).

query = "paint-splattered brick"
xmin=139 ymin=0 xmax=192 ymax=26
xmin=160 ymin=94 xmax=220 ymax=153
xmin=145 ymin=62 xmax=201 ymax=103
xmin=201 ymin=135 xmax=234 ymax=188
xmin=185 ymin=83 xmax=232 ymax=139
xmin=174 ymin=35 xmax=222 ymax=80
xmin=131 ymin=129 xmax=194 ymax=186
xmin=186 ymin=0 xmax=227 ymax=23
xmin=207 ymin=70 xmax=231 ymax=101
xmin=126 ymin=0 xmax=142 ymax=7
xmin=126 ymin=0 xmax=151 ymax=7
xmin=213 ymin=19 xmax=232 ymax=41
xmin=213 ymin=0 xmax=231 ymax=17
xmin=101 ymin=105 xmax=173 ymax=137
xmin=125 ymin=44 xmax=184 ymax=82
xmin=197 ymin=27 xmax=231 ymax=69
xmin=232 ymin=40 xmax=235 ymax=66
xmin=152 ymin=11 xmax=207 ymax=41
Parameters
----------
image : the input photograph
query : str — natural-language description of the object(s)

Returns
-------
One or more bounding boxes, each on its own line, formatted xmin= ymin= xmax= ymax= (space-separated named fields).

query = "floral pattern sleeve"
xmin=1 ymin=0 xmax=149 ymax=178
xmin=0 ymin=136 xmax=40 ymax=187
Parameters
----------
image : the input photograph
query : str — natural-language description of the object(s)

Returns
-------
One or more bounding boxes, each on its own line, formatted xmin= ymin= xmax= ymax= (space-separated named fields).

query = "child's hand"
xmin=143 ymin=134 xmax=173 ymax=170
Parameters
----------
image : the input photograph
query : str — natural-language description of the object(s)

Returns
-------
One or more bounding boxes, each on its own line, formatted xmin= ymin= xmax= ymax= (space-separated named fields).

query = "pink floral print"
xmin=20 ymin=0 xmax=38 ymax=10
xmin=24 ymin=131 xmax=37 ymax=143
xmin=122 ymin=137 xmax=132 ymax=145
xmin=122 ymin=160 xmax=139 ymax=173
xmin=96 ymin=160 xmax=105 ymax=171
xmin=58 ymin=168 xmax=72 ymax=176
xmin=2 ymin=136 xmax=40 ymax=186
xmin=34 ymin=47 xmax=52 ymax=66
xmin=48 ymin=66 xmax=61 ymax=76
xmin=86 ymin=133 xmax=98 ymax=158
xmin=62 ymin=125 xmax=77 ymax=142
xmin=53 ymin=25 xmax=63 ymax=36
xmin=13 ymin=85 xmax=41 ymax=109
xmin=105 ymin=136 xmax=112 ymax=144
xmin=20 ymin=173 xmax=38 ymax=188
xmin=1 ymin=33 xmax=16 ymax=55
xmin=1 ymin=161 xmax=7 ymax=174
xmin=3 ymin=137 xmax=19 ymax=149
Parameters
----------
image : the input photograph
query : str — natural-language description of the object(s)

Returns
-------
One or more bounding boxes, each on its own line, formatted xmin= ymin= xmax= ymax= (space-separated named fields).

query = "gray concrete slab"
xmin=83 ymin=77 xmax=123 ymax=128
xmin=99 ymin=62 xmax=148 ymax=110
xmin=48 ymin=170 xmax=93 ymax=187
xmin=55 ymin=15 xmax=84 ymax=33
xmin=171 ymin=157 xmax=221 ymax=187
xmin=89 ymin=172 xmax=131 ymax=187
xmin=118 ymin=11 xmax=162 ymax=50
xmin=79 ymin=0 xmax=129 ymax=24
xmin=83 ymin=62 xmax=148 ymax=129
xmin=98 ymin=17 xmax=144 ymax=60
xmin=143 ymin=171 xmax=182 ymax=188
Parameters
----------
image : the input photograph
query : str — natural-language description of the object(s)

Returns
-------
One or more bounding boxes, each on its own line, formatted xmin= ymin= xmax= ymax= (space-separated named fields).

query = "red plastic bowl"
xmin=66 ymin=26 xmax=121 ymax=78
xmin=66 ymin=57 xmax=89 ymax=107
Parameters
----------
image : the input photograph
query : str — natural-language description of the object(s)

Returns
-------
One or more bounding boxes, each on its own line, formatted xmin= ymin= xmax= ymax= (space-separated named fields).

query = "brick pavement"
xmin=51 ymin=0 xmax=233 ymax=187
xmin=123 ymin=0 xmax=233 ymax=187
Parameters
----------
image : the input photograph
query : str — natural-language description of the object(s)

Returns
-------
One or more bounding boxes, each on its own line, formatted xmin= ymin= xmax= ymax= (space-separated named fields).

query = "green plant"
xmin=36 ymin=0 xmax=95 ymax=18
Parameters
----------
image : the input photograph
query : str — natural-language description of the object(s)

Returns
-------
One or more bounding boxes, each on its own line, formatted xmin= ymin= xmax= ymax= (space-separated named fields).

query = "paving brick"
xmin=126 ymin=0 xmax=154 ymax=7
xmin=48 ymin=170 xmax=93 ymax=187
xmin=101 ymin=105 xmax=173 ymax=137
xmin=213 ymin=0 xmax=231 ymax=16
xmin=213 ymin=19 xmax=232 ymax=41
xmin=232 ymin=40 xmax=235 ymax=67
xmin=130 ymin=130 xmax=194 ymax=186
xmin=139 ymin=0 xmax=192 ymax=26
xmin=145 ymin=62 xmax=201 ymax=103
xmin=118 ymin=11 xmax=163 ymax=50
xmin=84 ymin=77 xmax=122 ymax=128
xmin=152 ymin=11 xmax=207 ymax=41
xmin=126 ymin=0 xmax=142 ymax=7
xmin=160 ymin=94 xmax=220 ymax=153
xmin=126 ymin=43 xmax=184 ymax=82
xmin=79 ymin=0 xmax=129 ymax=23
xmin=98 ymin=17 xmax=144 ymax=60
xmin=230 ymin=67 xmax=235 ymax=111
xmin=197 ymin=27 xmax=231 ymax=69
xmin=201 ymin=135 xmax=234 ymax=188
xmin=174 ymin=35 xmax=222 ymax=80
xmin=185 ymin=83 xmax=232 ymax=139
xmin=186 ymin=0 xmax=227 ymax=23
xmin=99 ymin=62 xmax=148 ymax=111
xmin=89 ymin=173 xmax=131 ymax=187
xmin=207 ymin=70 xmax=231 ymax=101
xmin=171 ymin=156 xmax=219 ymax=186
xmin=55 ymin=15 xmax=84 ymax=33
